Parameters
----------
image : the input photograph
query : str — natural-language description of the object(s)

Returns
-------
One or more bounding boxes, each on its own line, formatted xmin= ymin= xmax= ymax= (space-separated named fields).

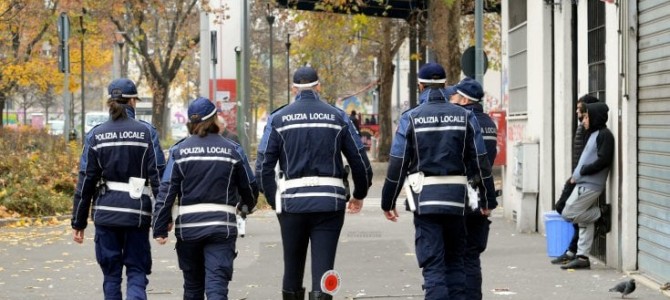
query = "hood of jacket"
xmin=586 ymin=102 xmax=608 ymax=132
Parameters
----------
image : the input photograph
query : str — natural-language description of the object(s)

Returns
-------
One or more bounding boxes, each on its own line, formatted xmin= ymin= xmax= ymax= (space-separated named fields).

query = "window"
xmin=587 ymin=0 xmax=606 ymax=100
xmin=508 ymin=0 xmax=527 ymax=115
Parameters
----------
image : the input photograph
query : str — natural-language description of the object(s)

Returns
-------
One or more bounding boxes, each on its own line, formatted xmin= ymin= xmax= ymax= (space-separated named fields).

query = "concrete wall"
xmin=213 ymin=0 xmax=242 ymax=80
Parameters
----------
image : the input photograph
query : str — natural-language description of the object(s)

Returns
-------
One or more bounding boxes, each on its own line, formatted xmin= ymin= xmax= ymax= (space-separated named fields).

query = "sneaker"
xmin=600 ymin=204 xmax=612 ymax=233
xmin=561 ymin=257 xmax=590 ymax=270
xmin=550 ymin=252 xmax=575 ymax=265
xmin=596 ymin=204 xmax=611 ymax=234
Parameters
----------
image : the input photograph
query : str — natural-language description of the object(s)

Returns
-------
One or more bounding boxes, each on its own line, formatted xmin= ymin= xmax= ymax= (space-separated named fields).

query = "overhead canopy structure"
xmin=275 ymin=0 xmax=428 ymax=19
xmin=275 ymin=0 xmax=501 ymax=19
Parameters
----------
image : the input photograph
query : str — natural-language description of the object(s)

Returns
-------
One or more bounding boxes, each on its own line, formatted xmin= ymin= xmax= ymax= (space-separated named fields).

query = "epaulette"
xmin=85 ymin=123 xmax=104 ymax=138
xmin=271 ymin=104 xmax=289 ymax=114
xmin=166 ymin=137 xmax=188 ymax=157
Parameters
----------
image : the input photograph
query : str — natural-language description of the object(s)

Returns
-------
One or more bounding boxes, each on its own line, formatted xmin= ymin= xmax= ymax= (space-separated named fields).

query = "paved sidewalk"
xmin=0 ymin=162 xmax=668 ymax=299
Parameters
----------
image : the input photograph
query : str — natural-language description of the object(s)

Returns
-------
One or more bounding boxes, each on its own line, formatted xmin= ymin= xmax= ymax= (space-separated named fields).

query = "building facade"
xmin=501 ymin=0 xmax=670 ymax=284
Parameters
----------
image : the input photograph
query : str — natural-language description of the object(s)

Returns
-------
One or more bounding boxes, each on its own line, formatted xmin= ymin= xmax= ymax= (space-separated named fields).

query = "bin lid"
xmin=543 ymin=210 xmax=562 ymax=220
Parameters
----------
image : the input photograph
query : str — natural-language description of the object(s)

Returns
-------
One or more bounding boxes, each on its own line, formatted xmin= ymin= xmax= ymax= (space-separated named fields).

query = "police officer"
xmin=381 ymin=63 xmax=496 ymax=300
xmin=71 ymin=78 xmax=163 ymax=300
xmin=449 ymin=77 xmax=498 ymax=300
xmin=256 ymin=66 xmax=373 ymax=300
xmin=153 ymin=97 xmax=258 ymax=300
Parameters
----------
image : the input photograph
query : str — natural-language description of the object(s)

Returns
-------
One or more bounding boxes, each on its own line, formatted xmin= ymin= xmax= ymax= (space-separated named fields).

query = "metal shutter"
xmin=637 ymin=0 xmax=670 ymax=283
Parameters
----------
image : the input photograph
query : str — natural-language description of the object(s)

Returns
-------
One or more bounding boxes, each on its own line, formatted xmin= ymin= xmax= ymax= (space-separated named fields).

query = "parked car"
xmin=85 ymin=111 xmax=108 ymax=134
xmin=47 ymin=120 xmax=64 ymax=136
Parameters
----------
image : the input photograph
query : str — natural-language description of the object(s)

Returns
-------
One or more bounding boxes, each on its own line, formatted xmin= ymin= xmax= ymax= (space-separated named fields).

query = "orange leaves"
xmin=0 ymin=128 xmax=79 ymax=217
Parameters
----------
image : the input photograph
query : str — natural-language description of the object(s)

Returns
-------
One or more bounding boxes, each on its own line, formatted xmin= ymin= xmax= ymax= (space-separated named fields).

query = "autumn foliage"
xmin=0 ymin=127 xmax=79 ymax=217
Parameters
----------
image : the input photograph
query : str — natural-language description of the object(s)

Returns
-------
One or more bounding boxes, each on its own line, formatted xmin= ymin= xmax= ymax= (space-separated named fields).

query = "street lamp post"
xmin=285 ymin=33 xmax=291 ymax=105
xmin=79 ymin=8 xmax=86 ymax=143
xmin=266 ymin=10 xmax=275 ymax=113
xmin=211 ymin=30 xmax=218 ymax=101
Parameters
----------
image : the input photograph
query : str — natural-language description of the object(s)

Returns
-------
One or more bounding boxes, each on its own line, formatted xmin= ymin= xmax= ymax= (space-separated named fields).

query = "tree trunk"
xmin=149 ymin=79 xmax=169 ymax=139
xmin=377 ymin=23 xmax=395 ymax=162
xmin=429 ymin=0 xmax=462 ymax=85
xmin=0 ymin=93 xmax=5 ymax=129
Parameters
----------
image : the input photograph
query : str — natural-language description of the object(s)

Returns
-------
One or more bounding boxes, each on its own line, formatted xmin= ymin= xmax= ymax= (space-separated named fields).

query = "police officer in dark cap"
xmin=256 ymin=66 xmax=373 ymax=300
xmin=381 ymin=63 xmax=496 ymax=300
xmin=71 ymin=78 xmax=164 ymax=299
xmin=450 ymin=77 xmax=498 ymax=300
xmin=153 ymin=97 xmax=258 ymax=300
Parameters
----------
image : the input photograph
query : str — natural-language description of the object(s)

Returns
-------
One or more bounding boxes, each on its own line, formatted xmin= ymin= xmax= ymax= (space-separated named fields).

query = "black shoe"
xmin=309 ymin=291 xmax=332 ymax=300
xmin=561 ymin=257 xmax=590 ymax=270
xmin=283 ymin=287 xmax=305 ymax=300
xmin=596 ymin=204 xmax=611 ymax=234
xmin=551 ymin=252 xmax=575 ymax=265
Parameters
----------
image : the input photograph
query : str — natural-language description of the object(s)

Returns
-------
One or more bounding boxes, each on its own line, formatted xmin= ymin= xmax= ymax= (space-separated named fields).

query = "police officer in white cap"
xmin=153 ymin=96 xmax=258 ymax=300
xmin=71 ymin=78 xmax=163 ymax=300
xmin=256 ymin=66 xmax=373 ymax=300
xmin=450 ymin=77 xmax=498 ymax=300
xmin=381 ymin=63 xmax=496 ymax=300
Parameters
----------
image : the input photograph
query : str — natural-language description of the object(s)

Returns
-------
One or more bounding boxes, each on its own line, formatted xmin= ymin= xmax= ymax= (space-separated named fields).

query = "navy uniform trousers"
xmin=94 ymin=225 xmax=152 ymax=300
xmin=414 ymin=214 xmax=466 ymax=300
xmin=464 ymin=213 xmax=491 ymax=300
xmin=278 ymin=210 xmax=345 ymax=292
xmin=175 ymin=234 xmax=237 ymax=300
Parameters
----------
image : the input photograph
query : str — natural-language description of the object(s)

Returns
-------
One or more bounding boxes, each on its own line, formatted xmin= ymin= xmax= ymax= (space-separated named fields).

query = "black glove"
xmin=240 ymin=205 xmax=249 ymax=219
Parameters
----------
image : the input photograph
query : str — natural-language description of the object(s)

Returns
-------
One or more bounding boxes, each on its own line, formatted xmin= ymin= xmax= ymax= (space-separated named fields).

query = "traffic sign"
xmin=320 ymin=270 xmax=341 ymax=295
xmin=461 ymin=46 xmax=488 ymax=78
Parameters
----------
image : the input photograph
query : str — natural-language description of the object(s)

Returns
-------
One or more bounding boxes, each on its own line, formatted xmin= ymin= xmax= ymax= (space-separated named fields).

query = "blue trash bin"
xmin=543 ymin=210 xmax=575 ymax=257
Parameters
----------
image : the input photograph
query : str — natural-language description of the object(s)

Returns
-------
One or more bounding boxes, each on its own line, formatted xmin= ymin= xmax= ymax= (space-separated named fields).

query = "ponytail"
xmin=107 ymin=98 xmax=129 ymax=120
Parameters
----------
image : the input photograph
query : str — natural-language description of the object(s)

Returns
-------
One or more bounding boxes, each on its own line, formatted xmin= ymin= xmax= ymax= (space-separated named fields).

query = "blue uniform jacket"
xmin=71 ymin=107 xmax=162 ymax=229
xmin=153 ymin=133 xmax=258 ymax=241
xmin=255 ymin=90 xmax=373 ymax=213
xmin=381 ymin=89 xmax=497 ymax=215
xmin=462 ymin=103 xmax=498 ymax=211
xmin=127 ymin=108 xmax=165 ymax=177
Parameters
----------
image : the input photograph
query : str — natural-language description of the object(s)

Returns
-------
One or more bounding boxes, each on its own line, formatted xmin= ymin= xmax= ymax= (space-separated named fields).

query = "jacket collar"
xmin=462 ymin=102 xmax=484 ymax=113
xmin=295 ymin=90 xmax=320 ymax=102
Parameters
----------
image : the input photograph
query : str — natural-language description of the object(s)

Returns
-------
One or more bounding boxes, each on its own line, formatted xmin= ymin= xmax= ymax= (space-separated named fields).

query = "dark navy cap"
xmin=188 ymin=97 xmax=217 ymax=123
xmin=444 ymin=85 xmax=457 ymax=98
xmin=418 ymin=63 xmax=447 ymax=84
xmin=455 ymin=77 xmax=484 ymax=102
xmin=108 ymin=78 xmax=140 ymax=100
xmin=292 ymin=67 xmax=319 ymax=88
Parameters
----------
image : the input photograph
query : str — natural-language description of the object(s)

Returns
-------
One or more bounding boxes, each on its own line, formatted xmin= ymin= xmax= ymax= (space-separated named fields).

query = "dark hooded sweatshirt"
xmin=571 ymin=102 xmax=615 ymax=192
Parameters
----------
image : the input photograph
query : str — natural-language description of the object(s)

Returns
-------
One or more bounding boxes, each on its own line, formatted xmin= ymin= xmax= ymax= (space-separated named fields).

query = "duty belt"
xmin=106 ymin=181 xmax=152 ymax=197
xmin=175 ymin=203 xmax=237 ymax=216
xmin=276 ymin=176 xmax=345 ymax=214
xmin=404 ymin=173 xmax=467 ymax=212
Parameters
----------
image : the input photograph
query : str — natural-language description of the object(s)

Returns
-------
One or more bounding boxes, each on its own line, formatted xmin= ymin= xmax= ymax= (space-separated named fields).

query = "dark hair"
xmin=578 ymin=94 xmax=599 ymax=104
xmin=187 ymin=117 xmax=219 ymax=137
xmin=107 ymin=98 xmax=129 ymax=120
xmin=422 ymin=83 xmax=445 ymax=89
xmin=577 ymin=95 xmax=599 ymax=113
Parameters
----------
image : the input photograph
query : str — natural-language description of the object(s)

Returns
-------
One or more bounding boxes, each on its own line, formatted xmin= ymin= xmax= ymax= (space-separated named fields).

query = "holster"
xmin=343 ymin=165 xmax=351 ymax=201
xmin=128 ymin=177 xmax=146 ymax=199
xmin=275 ymin=172 xmax=285 ymax=214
